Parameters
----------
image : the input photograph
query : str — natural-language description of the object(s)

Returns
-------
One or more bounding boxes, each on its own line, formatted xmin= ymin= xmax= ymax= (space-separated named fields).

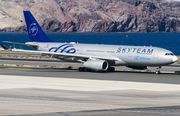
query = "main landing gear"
xmin=107 ymin=67 xmax=115 ymax=72
xmin=78 ymin=67 xmax=115 ymax=72
xmin=156 ymin=66 xmax=162 ymax=75
xmin=79 ymin=67 xmax=91 ymax=72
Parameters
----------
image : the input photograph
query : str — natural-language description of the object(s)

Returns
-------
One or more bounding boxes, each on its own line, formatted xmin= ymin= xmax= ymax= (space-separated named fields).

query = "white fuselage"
xmin=26 ymin=42 xmax=178 ymax=66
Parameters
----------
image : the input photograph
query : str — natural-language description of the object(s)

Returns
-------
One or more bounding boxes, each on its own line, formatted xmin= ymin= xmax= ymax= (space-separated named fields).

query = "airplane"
xmin=4 ymin=11 xmax=179 ymax=74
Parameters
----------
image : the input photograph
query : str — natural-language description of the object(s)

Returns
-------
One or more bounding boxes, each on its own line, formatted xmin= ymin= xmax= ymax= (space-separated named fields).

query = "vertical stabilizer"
xmin=23 ymin=11 xmax=53 ymax=42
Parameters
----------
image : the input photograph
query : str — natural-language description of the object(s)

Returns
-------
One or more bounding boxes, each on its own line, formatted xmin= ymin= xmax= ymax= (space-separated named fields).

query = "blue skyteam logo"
xmin=49 ymin=44 xmax=76 ymax=54
xmin=134 ymin=56 xmax=151 ymax=61
xmin=134 ymin=56 xmax=140 ymax=60
xmin=29 ymin=23 xmax=38 ymax=36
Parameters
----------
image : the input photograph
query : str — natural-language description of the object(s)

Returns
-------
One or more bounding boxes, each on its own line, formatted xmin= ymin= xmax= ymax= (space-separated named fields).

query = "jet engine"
xmin=84 ymin=60 xmax=109 ymax=71
xmin=126 ymin=66 xmax=147 ymax=70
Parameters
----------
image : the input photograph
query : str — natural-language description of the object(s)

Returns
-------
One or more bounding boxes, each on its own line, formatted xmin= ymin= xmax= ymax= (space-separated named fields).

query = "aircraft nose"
xmin=173 ymin=56 xmax=178 ymax=62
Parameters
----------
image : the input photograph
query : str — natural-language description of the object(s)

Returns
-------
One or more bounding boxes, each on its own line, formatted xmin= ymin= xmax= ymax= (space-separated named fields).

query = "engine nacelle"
xmin=126 ymin=66 xmax=147 ymax=70
xmin=84 ymin=60 xmax=109 ymax=71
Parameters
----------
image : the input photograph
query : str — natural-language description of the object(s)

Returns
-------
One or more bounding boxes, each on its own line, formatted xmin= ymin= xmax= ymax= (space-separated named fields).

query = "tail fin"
xmin=0 ymin=44 xmax=9 ymax=50
xmin=23 ymin=11 xmax=53 ymax=42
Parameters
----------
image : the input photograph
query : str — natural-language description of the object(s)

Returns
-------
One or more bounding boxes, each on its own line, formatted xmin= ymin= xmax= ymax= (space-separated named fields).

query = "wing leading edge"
xmin=12 ymin=49 xmax=122 ymax=62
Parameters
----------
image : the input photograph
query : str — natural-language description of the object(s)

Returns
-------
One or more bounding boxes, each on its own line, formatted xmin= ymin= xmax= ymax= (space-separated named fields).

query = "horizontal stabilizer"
xmin=3 ymin=41 xmax=38 ymax=50
xmin=3 ymin=41 xmax=37 ymax=47
xmin=0 ymin=44 xmax=9 ymax=49
xmin=3 ymin=41 xmax=29 ymax=46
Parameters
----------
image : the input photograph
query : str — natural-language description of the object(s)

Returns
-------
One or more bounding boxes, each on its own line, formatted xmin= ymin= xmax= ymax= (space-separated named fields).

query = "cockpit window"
xmin=165 ymin=53 xmax=174 ymax=56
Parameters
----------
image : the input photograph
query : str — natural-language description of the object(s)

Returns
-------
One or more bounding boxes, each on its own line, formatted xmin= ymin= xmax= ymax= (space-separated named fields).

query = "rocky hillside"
xmin=0 ymin=0 xmax=180 ymax=33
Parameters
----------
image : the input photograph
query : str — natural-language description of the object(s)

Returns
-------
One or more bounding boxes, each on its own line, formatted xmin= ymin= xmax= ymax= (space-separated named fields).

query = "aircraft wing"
xmin=12 ymin=49 xmax=121 ymax=61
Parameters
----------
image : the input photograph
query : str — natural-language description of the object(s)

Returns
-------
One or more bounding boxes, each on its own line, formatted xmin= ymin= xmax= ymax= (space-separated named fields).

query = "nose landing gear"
xmin=156 ymin=66 xmax=162 ymax=74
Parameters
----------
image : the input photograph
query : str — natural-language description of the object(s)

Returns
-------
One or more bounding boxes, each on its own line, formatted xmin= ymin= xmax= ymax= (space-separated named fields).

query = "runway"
xmin=0 ymin=56 xmax=180 ymax=116
xmin=0 ymin=66 xmax=180 ymax=116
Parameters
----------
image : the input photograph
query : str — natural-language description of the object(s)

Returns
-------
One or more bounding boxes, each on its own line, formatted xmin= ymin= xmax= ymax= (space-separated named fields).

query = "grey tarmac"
xmin=0 ymin=66 xmax=180 ymax=84
xmin=0 ymin=57 xmax=180 ymax=116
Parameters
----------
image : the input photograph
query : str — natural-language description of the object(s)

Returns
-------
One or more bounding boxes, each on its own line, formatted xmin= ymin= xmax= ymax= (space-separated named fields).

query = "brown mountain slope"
xmin=0 ymin=0 xmax=180 ymax=33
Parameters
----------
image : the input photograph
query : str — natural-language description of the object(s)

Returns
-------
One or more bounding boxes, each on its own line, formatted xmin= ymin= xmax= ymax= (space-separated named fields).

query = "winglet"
xmin=23 ymin=11 xmax=53 ymax=42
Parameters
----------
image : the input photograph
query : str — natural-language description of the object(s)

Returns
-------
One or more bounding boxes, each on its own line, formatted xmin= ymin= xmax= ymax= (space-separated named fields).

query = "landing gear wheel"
xmin=107 ymin=67 xmax=115 ymax=72
xmin=84 ymin=68 xmax=87 ymax=72
xmin=79 ymin=67 xmax=84 ymax=72
xmin=155 ymin=66 xmax=161 ymax=75
xmin=156 ymin=71 xmax=160 ymax=75
xmin=110 ymin=67 xmax=115 ymax=72
xmin=79 ymin=67 xmax=91 ymax=72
